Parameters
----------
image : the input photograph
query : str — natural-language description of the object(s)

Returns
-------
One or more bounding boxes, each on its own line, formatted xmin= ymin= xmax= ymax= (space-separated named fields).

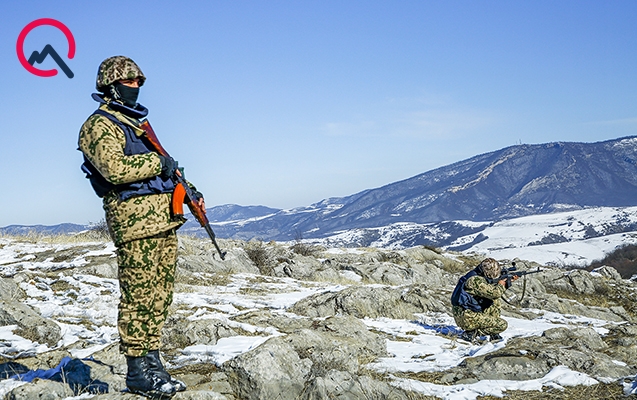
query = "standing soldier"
xmin=79 ymin=56 xmax=191 ymax=399
xmin=451 ymin=258 xmax=518 ymax=343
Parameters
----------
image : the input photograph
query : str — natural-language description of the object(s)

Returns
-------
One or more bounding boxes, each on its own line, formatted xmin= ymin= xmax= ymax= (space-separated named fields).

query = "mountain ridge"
xmin=183 ymin=135 xmax=637 ymax=241
xmin=4 ymin=136 xmax=637 ymax=253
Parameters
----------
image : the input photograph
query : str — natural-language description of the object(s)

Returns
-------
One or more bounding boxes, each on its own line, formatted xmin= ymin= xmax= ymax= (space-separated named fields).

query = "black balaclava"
xmin=109 ymin=82 xmax=140 ymax=108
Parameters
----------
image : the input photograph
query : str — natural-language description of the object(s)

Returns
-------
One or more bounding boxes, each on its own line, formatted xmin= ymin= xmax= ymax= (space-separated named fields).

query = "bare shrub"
xmin=244 ymin=240 xmax=273 ymax=275
xmin=290 ymin=231 xmax=323 ymax=257
xmin=586 ymin=243 xmax=637 ymax=279
xmin=291 ymin=242 xmax=322 ymax=257
xmin=86 ymin=219 xmax=110 ymax=240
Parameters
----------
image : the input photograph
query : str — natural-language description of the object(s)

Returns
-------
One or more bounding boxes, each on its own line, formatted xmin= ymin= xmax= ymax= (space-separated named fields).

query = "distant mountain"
xmin=6 ymin=136 xmax=637 ymax=254
xmin=204 ymin=204 xmax=280 ymax=223
xmin=181 ymin=136 xmax=637 ymax=242
xmin=0 ymin=223 xmax=86 ymax=236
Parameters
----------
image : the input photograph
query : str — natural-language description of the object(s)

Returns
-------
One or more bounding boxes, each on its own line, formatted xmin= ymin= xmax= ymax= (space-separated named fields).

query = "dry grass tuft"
xmin=549 ymin=282 xmax=637 ymax=318
xmin=290 ymin=241 xmax=323 ymax=257
xmin=243 ymin=240 xmax=274 ymax=274
xmin=0 ymin=231 xmax=108 ymax=245
xmin=477 ymin=381 xmax=627 ymax=399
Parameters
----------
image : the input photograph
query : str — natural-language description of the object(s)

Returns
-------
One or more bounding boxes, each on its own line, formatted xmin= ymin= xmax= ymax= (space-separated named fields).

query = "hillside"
xmin=180 ymin=136 xmax=637 ymax=242
xmin=5 ymin=136 xmax=637 ymax=269
xmin=0 ymin=234 xmax=636 ymax=399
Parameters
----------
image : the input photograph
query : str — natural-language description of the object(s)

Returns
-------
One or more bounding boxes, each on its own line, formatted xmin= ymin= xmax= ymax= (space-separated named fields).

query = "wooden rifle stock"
xmin=139 ymin=120 xmax=227 ymax=260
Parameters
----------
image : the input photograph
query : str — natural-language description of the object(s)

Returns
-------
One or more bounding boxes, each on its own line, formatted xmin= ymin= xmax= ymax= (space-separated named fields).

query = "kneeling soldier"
xmin=451 ymin=258 xmax=518 ymax=343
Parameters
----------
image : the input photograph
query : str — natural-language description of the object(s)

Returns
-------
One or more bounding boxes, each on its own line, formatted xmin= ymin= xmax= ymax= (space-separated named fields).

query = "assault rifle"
xmin=139 ymin=120 xmax=227 ymax=260
xmin=488 ymin=262 xmax=543 ymax=287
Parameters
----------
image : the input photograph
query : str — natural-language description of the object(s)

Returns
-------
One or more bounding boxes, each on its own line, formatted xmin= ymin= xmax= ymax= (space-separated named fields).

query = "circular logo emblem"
xmin=16 ymin=18 xmax=75 ymax=78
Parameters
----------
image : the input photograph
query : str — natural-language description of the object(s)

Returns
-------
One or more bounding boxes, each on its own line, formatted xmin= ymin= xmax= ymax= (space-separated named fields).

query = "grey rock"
xmin=592 ymin=265 xmax=623 ymax=281
xmin=90 ymin=390 xmax=229 ymax=399
xmin=462 ymin=354 xmax=549 ymax=381
xmin=566 ymin=269 xmax=597 ymax=294
xmin=542 ymin=327 xmax=607 ymax=351
xmin=186 ymin=371 xmax=234 ymax=397
xmin=163 ymin=317 xmax=239 ymax=350
xmin=173 ymin=391 xmax=229 ymax=400
xmin=17 ymin=349 xmax=72 ymax=371
xmin=274 ymin=255 xmax=341 ymax=282
xmin=537 ymin=347 xmax=632 ymax=378
xmin=290 ymin=284 xmax=447 ymax=319
xmin=178 ymin=237 xmax=259 ymax=275
xmin=231 ymin=309 xmax=313 ymax=334
xmin=74 ymin=259 xmax=118 ymax=279
xmin=300 ymin=369 xmax=414 ymax=400
xmin=520 ymin=294 xmax=629 ymax=322
xmin=353 ymin=261 xmax=430 ymax=286
xmin=89 ymin=343 xmax=127 ymax=375
xmin=0 ymin=300 xmax=61 ymax=348
xmin=0 ymin=278 xmax=25 ymax=301
xmin=223 ymin=337 xmax=312 ymax=400
xmin=6 ymin=379 xmax=73 ymax=400
xmin=282 ymin=316 xmax=387 ymax=375
xmin=459 ymin=328 xmax=634 ymax=382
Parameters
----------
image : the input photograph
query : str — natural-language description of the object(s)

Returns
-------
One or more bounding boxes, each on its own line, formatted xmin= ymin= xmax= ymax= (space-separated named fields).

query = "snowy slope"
xmin=451 ymin=206 xmax=637 ymax=266
xmin=0 ymin=237 xmax=635 ymax=398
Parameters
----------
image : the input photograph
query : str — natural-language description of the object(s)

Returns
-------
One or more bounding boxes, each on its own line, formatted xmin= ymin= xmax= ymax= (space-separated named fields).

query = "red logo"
xmin=16 ymin=18 xmax=75 ymax=78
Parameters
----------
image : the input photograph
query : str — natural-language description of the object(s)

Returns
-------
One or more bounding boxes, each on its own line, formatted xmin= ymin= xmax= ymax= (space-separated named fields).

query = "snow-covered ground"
xmin=310 ymin=206 xmax=637 ymax=268
xmin=456 ymin=206 xmax=637 ymax=267
xmin=0 ymin=236 xmax=635 ymax=399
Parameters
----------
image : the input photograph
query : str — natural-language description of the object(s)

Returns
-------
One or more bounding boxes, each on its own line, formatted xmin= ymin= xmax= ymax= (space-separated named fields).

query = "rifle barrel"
xmin=139 ymin=119 xmax=226 ymax=260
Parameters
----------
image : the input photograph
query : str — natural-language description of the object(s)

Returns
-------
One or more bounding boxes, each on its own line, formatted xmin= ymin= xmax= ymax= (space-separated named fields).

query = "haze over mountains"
xmin=181 ymin=136 xmax=637 ymax=242
xmin=4 ymin=136 xmax=637 ymax=258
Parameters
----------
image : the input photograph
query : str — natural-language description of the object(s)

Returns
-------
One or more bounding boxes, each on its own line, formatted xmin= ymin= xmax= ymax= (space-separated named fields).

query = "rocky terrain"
xmin=0 ymin=233 xmax=636 ymax=399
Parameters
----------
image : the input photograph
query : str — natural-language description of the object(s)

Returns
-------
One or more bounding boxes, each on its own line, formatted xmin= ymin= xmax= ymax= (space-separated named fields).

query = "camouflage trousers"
xmin=452 ymin=301 xmax=507 ymax=335
xmin=116 ymin=229 xmax=177 ymax=357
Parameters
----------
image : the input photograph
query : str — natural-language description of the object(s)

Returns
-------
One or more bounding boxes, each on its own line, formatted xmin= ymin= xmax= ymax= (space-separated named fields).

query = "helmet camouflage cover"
xmin=96 ymin=56 xmax=146 ymax=92
xmin=479 ymin=258 xmax=501 ymax=280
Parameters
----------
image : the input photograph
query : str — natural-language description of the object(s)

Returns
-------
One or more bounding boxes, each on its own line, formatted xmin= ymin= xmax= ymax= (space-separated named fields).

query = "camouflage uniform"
xmin=79 ymin=58 xmax=183 ymax=357
xmin=452 ymin=274 xmax=507 ymax=335
xmin=117 ymin=230 xmax=178 ymax=356
xmin=79 ymin=104 xmax=181 ymax=246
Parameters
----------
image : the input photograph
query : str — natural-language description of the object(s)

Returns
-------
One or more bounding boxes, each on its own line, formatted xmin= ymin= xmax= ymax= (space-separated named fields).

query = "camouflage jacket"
xmin=79 ymin=103 xmax=183 ymax=245
xmin=464 ymin=275 xmax=506 ymax=307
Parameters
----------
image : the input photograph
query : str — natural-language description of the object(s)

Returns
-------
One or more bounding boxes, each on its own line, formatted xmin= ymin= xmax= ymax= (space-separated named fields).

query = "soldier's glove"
xmin=191 ymin=190 xmax=204 ymax=201
xmin=158 ymin=155 xmax=178 ymax=179
xmin=187 ymin=182 xmax=203 ymax=200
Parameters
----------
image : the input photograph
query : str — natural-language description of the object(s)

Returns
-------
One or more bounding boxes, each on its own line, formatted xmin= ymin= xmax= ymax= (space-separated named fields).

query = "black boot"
xmin=489 ymin=333 xmax=503 ymax=342
xmin=459 ymin=330 xmax=475 ymax=343
xmin=146 ymin=350 xmax=187 ymax=392
xmin=460 ymin=330 xmax=485 ymax=344
xmin=126 ymin=355 xmax=176 ymax=399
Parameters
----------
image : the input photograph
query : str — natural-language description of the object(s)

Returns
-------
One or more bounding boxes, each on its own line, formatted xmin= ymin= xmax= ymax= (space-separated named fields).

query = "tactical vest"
xmin=450 ymin=269 xmax=493 ymax=312
xmin=81 ymin=109 xmax=175 ymax=200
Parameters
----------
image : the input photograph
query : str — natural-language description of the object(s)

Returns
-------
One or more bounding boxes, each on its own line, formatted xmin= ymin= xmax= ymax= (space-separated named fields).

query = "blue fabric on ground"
xmin=0 ymin=362 xmax=30 ymax=379
xmin=5 ymin=356 xmax=108 ymax=395
xmin=9 ymin=356 xmax=72 ymax=382
xmin=413 ymin=322 xmax=464 ymax=336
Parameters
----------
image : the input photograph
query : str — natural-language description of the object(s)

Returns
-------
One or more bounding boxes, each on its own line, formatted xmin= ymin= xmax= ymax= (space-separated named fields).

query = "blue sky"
xmin=1 ymin=1 xmax=636 ymax=226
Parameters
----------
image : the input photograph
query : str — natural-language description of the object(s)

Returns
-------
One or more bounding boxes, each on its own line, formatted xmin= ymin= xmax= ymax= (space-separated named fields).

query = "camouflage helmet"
xmin=479 ymin=258 xmax=501 ymax=280
xmin=96 ymin=56 xmax=146 ymax=92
